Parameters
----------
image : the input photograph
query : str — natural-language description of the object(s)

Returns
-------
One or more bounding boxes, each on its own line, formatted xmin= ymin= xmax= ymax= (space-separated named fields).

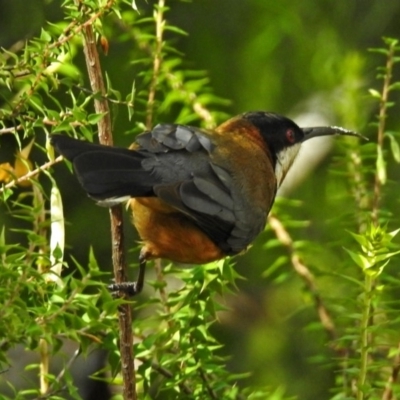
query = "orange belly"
xmin=129 ymin=198 xmax=224 ymax=264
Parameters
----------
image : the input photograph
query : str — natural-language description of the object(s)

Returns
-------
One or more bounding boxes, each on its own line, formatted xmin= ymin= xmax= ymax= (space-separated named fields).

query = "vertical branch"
xmin=39 ymin=338 xmax=49 ymax=395
xmin=81 ymin=19 xmax=137 ymax=400
xmin=346 ymin=149 xmax=369 ymax=230
xmin=267 ymin=215 xmax=338 ymax=344
xmin=82 ymin=28 xmax=113 ymax=145
xmin=146 ymin=0 xmax=166 ymax=129
xmin=31 ymin=184 xmax=50 ymax=395
xmin=371 ymin=41 xmax=396 ymax=225
xmin=268 ymin=215 xmax=356 ymax=394
xmin=382 ymin=343 xmax=400 ymax=400
xmin=357 ymin=273 xmax=373 ymax=400
xmin=375 ymin=38 xmax=400 ymax=400
xmin=154 ymin=258 xmax=169 ymax=309
xmin=146 ymin=0 xmax=167 ymax=296
xmin=367 ymin=40 xmax=397 ymax=400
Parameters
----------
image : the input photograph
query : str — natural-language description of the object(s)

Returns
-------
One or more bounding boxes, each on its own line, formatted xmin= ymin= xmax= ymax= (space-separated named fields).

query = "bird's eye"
xmin=286 ymin=129 xmax=296 ymax=144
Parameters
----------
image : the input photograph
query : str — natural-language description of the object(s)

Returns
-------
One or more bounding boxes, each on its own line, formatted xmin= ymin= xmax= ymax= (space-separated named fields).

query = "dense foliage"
xmin=0 ymin=1 xmax=400 ymax=399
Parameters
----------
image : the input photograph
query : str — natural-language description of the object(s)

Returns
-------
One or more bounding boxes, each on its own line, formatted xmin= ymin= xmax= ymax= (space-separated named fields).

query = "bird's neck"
xmin=216 ymin=118 xmax=272 ymax=157
xmin=274 ymin=144 xmax=301 ymax=187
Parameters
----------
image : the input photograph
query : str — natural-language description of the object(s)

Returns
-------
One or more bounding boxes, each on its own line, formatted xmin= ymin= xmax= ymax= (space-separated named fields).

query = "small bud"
xmin=100 ymin=36 xmax=109 ymax=55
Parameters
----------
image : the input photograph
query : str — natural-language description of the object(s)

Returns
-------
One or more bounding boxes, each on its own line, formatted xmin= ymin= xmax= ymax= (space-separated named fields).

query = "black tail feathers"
xmin=51 ymin=135 xmax=155 ymax=206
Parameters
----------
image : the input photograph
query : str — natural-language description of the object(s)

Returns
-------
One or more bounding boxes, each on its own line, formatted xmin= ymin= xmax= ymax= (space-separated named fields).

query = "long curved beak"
xmin=301 ymin=126 xmax=368 ymax=142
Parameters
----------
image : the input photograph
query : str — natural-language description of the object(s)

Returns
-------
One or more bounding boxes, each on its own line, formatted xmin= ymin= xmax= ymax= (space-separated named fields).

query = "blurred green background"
xmin=1 ymin=1 xmax=400 ymax=399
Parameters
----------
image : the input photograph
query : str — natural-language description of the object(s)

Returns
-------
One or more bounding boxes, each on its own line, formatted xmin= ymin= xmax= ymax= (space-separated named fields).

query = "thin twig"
xmin=0 ymin=125 xmax=23 ymax=135
xmin=33 ymin=347 xmax=80 ymax=400
xmin=268 ymin=214 xmax=337 ymax=343
xmin=267 ymin=215 xmax=361 ymax=395
xmin=55 ymin=347 xmax=81 ymax=383
xmin=371 ymin=40 xmax=397 ymax=400
xmin=198 ymin=366 xmax=218 ymax=399
xmin=8 ymin=1 xmax=114 ymax=120
xmin=43 ymin=273 xmax=92 ymax=323
xmin=346 ymin=148 xmax=369 ymax=230
xmin=81 ymin=15 xmax=137 ymax=400
xmin=39 ymin=338 xmax=49 ymax=395
xmin=0 ymin=155 xmax=63 ymax=193
xmin=2 ymin=39 xmax=26 ymax=60
xmin=113 ymin=16 xmax=216 ymax=127
xmin=145 ymin=0 xmax=171 ymax=318
xmin=32 ymin=387 xmax=67 ymax=400
xmin=371 ymin=41 xmax=396 ymax=225
xmin=154 ymin=258 xmax=169 ymax=307
xmin=187 ymin=335 xmax=220 ymax=399
xmin=357 ymin=273 xmax=373 ymax=400
xmin=74 ymin=84 xmax=135 ymax=108
xmin=166 ymin=72 xmax=216 ymax=129
xmin=382 ymin=342 xmax=400 ymax=400
xmin=0 ymin=114 xmax=86 ymax=135
xmin=145 ymin=0 xmax=165 ymax=130
xmin=32 ymin=185 xmax=50 ymax=396
xmin=138 ymin=358 xmax=193 ymax=395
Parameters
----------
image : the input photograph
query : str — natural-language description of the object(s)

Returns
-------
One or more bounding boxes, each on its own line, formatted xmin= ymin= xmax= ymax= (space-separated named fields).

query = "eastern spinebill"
xmin=51 ymin=111 xmax=365 ymax=295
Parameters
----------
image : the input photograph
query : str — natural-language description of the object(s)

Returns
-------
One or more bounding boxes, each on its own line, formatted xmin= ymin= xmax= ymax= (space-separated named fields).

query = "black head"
xmin=243 ymin=111 xmax=366 ymax=154
xmin=242 ymin=111 xmax=366 ymax=186
xmin=242 ymin=111 xmax=304 ymax=158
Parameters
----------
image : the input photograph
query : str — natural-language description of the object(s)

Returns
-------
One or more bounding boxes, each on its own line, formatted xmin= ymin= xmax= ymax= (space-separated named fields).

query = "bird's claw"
xmin=108 ymin=281 xmax=141 ymax=297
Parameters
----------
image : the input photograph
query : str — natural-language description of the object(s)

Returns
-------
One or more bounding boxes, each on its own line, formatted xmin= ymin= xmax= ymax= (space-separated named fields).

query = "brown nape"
xmin=129 ymin=198 xmax=225 ymax=264
xmin=216 ymin=117 xmax=270 ymax=156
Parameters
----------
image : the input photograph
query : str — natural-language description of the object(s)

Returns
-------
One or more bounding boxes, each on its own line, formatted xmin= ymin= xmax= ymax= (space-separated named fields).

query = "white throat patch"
xmin=274 ymin=143 xmax=301 ymax=187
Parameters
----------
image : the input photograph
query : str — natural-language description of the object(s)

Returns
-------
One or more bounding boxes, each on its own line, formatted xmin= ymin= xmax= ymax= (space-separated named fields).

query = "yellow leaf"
xmin=0 ymin=139 xmax=35 ymax=187
xmin=0 ymin=162 xmax=14 ymax=183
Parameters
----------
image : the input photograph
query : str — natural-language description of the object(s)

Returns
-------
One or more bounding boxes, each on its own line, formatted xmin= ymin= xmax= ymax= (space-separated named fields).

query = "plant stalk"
xmin=146 ymin=0 xmax=166 ymax=129
xmin=371 ymin=40 xmax=396 ymax=225
xmin=357 ymin=273 xmax=374 ymax=400
xmin=82 ymin=16 xmax=137 ymax=400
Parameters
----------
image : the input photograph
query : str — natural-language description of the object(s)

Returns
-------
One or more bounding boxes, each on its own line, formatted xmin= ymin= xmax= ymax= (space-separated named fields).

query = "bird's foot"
xmin=108 ymin=251 xmax=147 ymax=297
xmin=108 ymin=281 xmax=142 ymax=297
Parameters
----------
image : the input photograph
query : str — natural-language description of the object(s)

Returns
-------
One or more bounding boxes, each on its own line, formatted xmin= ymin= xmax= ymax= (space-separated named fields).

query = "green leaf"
xmin=347 ymin=231 xmax=370 ymax=248
xmin=126 ymin=80 xmax=136 ymax=121
xmin=131 ymin=0 xmax=138 ymax=12
xmin=368 ymin=48 xmax=389 ymax=55
xmin=388 ymin=228 xmax=400 ymax=239
xmin=40 ymin=28 xmax=52 ymax=42
xmin=389 ymin=82 xmax=400 ymax=91
xmin=52 ymin=119 xmax=74 ymax=133
xmin=368 ymin=88 xmax=382 ymax=99
xmin=262 ymin=255 xmax=289 ymax=278
xmin=365 ymin=259 xmax=389 ymax=277
xmin=344 ymin=248 xmax=372 ymax=270
xmin=164 ymin=25 xmax=188 ymax=36
xmin=386 ymin=133 xmax=400 ymax=162
xmin=376 ymin=146 xmax=387 ymax=184
xmin=88 ymin=112 xmax=108 ymax=125
xmin=374 ymin=250 xmax=400 ymax=263
xmin=382 ymin=36 xmax=399 ymax=47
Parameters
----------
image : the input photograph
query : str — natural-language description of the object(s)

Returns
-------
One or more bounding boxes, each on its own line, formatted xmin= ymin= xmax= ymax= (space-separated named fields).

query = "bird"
xmin=51 ymin=111 xmax=365 ymax=295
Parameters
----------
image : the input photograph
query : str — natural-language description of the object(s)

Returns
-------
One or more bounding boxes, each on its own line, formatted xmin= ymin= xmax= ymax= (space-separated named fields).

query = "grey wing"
xmin=136 ymin=123 xmax=215 ymax=153
xmin=136 ymin=124 xmax=267 ymax=254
